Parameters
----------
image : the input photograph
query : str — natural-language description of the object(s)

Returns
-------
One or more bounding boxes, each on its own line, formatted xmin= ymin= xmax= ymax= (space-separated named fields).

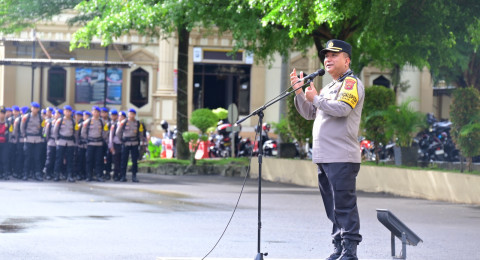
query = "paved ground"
xmin=0 ymin=173 xmax=479 ymax=260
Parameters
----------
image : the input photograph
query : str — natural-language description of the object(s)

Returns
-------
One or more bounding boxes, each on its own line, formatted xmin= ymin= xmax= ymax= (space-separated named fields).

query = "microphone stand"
xmin=236 ymin=79 xmax=313 ymax=260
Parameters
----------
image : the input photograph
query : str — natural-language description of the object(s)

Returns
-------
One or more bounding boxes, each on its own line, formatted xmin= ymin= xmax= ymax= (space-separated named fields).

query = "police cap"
xmin=12 ymin=105 xmax=20 ymax=111
xmin=92 ymin=106 xmax=100 ymax=112
xmin=320 ymin=39 xmax=352 ymax=63
xmin=31 ymin=102 xmax=40 ymax=108
xmin=64 ymin=105 xmax=73 ymax=111
xmin=128 ymin=108 xmax=136 ymax=114
xmin=110 ymin=109 xmax=118 ymax=115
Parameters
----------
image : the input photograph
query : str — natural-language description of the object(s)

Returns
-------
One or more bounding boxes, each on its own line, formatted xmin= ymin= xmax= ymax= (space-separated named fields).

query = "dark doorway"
xmin=193 ymin=64 xmax=251 ymax=115
xmin=373 ymin=75 xmax=391 ymax=88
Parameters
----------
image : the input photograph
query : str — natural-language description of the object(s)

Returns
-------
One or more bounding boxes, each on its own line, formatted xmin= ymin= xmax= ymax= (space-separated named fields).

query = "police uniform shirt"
xmin=21 ymin=113 xmax=44 ymax=144
xmin=294 ymin=69 xmax=365 ymax=163
xmin=44 ymin=118 xmax=57 ymax=147
xmin=7 ymin=115 xmax=18 ymax=143
xmin=116 ymin=119 xmax=144 ymax=146
xmin=53 ymin=117 xmax=76 ymax=147
xmin=80 ymin=118 xmax=108 ymax=146
xmin=12 ymin=116 xmax=23 ymax=143
xmin=108 ymin=120 xmax=122 ymax=149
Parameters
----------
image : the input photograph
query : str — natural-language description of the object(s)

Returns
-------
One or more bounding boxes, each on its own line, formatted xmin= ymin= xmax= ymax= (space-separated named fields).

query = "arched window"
xmin=130 ymin=68 xmax=149 ymax=108
xmin=47 ymin=67 xmax=66 ymax=106
xmin=373 ymin=75 xmax=391 ymax=88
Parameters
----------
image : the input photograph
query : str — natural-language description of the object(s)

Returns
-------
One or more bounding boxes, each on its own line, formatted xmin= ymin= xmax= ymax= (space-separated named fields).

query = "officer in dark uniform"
xmin=109 ymin=110 xmax=125 ymax=181
xmin=53 ymin=105 xmax=77 ymax=182
xmin=291 ymin=40 xmax=364 ymax=260
xmin=20 ymin=102 xmax=46 ymax=181
xmin=116 ymin=108 xmax=146 ymax=182
xmin=0 ymin=107 xmax=8 ymax=180
xmin=81 ymin=106 xmax=108 ymax=182
xmin=75 ymin=111 xmax=90 ymax=180
xmin=43 ymin=109 xmax=61 ymax=180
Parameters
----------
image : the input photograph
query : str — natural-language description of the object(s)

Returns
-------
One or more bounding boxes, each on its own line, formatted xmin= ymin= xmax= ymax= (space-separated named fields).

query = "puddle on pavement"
xmin=0 ymin=217 xmax=48 ymax=233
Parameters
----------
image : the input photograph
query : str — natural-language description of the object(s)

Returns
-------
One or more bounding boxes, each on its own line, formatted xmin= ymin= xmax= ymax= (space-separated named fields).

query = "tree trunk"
xmin=176 ymin=26 xmax=190 ymax=160
xmin=467 ymin=156 xmax=473 ymax=172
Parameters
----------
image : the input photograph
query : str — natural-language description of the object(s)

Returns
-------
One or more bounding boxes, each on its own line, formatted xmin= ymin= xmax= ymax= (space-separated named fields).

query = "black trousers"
xmin=0 ymin=142 xmax=6 ymax=176
xmin=75 ymin=147 xmax=86 ymax=179
xmin=23 ymin=142 xmax=44 ymax=177
xmin=44 ymin=145 xmax=56 ymax=176
xmin=121 ymin=145 xmax=138 ymax=179
xmin=113 ymin=143 xmax=122 ymax=177
xmin=5 ymin=142 xmax=16 ymax=175
xmin=317 ymin=163 xmax=362 ymax=243
xmin=86 ymin=145 xmax=104 ymax=180
xmin=15 ymin=142 xmax=24 ymax=176
xmin=104 ymin=143 xmax=112 ymax=174
xmin=55 ymin=145 xmax=74 ymax=177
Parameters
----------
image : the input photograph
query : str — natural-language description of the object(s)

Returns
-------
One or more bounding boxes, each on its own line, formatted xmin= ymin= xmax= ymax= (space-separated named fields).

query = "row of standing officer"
xmin=0 ymin=103 xmax=146 ymax=183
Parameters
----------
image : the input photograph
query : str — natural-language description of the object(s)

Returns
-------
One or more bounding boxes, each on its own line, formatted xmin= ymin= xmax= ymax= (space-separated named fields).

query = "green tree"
xmin=450 ymin=87 xmax=480 ymax=171
xmin=361 ymin=86 xmax=395 ymax=164
xmin=0 ymin=0 xmax=81 ymax=33
xmin=286 ymin=92 xmax=312 ymax=157
xmin=69 ymin=0 xmax=233 ymax=160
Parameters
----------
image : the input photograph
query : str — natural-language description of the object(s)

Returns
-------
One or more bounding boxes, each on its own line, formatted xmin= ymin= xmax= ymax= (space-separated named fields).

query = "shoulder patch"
xmin=139 ymin=123 xmax=144 ymax=132
xmin=104 ymin=123 xmax=109 ymax=132
xmin=22 ymin=115 xmax=27 ymax=122
xmin=41 ymin=120 xmax=46 ymax=128
xmin=337 ymin=76 xmax=359 ymax=109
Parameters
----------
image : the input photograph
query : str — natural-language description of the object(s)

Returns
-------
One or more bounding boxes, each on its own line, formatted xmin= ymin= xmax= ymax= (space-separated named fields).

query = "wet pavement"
xmin=0 ymin=173 xmax=479 ymax=260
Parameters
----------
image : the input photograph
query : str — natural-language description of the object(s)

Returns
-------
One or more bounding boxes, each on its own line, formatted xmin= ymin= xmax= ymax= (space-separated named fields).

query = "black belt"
xmin=122 ymin=136 xmax=139 ymax=142
xmin=87 ymin=137 xmax=103 ymax=142
xmin=26 ymin=133 xmax=42 ymax=137
xmin=59 ymin=135 xmax=75 ymax=141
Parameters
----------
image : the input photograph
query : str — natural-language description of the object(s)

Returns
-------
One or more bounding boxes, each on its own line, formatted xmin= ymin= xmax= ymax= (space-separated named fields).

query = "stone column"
xmin=152 ymin=37 xmax=177 ymax=135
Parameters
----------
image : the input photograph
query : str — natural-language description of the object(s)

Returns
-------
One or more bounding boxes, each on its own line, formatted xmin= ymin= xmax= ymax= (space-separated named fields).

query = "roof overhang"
xmin=0 ymin=58 xmax=133 ymax=68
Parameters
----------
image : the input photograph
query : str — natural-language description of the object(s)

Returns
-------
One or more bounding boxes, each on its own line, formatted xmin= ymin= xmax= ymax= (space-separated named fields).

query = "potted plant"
xmin=183 ymin=108 xmax=218 ymax=165
xmin=272 ymin=116 xmax=297 ymax=158
xmin=377 ymin=100 xmax=426 ymax=166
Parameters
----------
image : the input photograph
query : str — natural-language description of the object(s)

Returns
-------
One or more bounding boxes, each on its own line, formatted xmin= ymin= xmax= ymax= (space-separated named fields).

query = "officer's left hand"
xmin=305 ymin=82 xmax=318 ymax=102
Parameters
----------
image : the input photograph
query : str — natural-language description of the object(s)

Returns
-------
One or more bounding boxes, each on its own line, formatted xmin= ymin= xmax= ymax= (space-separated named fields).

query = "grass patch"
xmin=361 ymin=161 xmax=480 ymax=175
xmin=137 ymin=157 xmax=250 ymax=168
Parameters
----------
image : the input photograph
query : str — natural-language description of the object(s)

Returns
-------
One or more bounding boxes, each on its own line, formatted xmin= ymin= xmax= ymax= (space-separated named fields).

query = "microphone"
xmin=302 ymin=68 xmax=325 ymax=81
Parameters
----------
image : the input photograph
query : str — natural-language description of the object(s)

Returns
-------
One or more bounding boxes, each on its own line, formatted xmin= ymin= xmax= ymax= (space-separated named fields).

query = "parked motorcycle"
xmin=208 ymin=123 xmax=232 ymax=158
xmin=252 ymin=123 xmax=278 ymax=156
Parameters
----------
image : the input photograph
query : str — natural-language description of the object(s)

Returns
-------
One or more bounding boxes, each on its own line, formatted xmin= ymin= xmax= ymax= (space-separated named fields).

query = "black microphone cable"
xmin=201 ymin=120 xmax=261 ymax=259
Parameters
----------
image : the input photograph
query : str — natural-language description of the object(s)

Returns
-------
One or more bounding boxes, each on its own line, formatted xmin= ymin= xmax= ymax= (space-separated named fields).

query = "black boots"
xmin=132 ymin=173 xmax=139 ymax=183
xmin=338 ymin=239 xmax=358 ymax=260
xmin=326 ymin=239 xmax=343 ymax=260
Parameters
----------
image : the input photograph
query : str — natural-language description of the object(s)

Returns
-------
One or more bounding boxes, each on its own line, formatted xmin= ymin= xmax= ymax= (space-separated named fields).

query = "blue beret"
xmin=92 ymin=106 xmax=100 ymax=112
xmin=47 ymin=107 xmax=54 ymax=112
xmin=57 ymin=109 xmax=64 ymax=115
xmin=110 ymin=109 xmax=118 ymax=115
xmin=75 ymin=111 xmax=83 ymax=116
xmin=21 ymin=106 xmax=29 ymax=114
xmin=101 ymin=107 xmax=109 ymax=112
xmin=119 ymin=111 xmax=127 ymax=117
xmin=12 ymin=105 xmax=20 ymax=111
xmin=128 ymin=108 xmax=136 ymax=114
xmin=52 ymin=110 xmax=56 ymax=115
xmin=64 ymin=105 xmax=73 ymax=111
xmin=41 ymin=109 xmax=46 ymax=114
xmin=5 ymin=107 xmax=12 ymax=112
xmin=31 ymin=102 xmax=40 ymax=108
xmin=84 ymin=111 xmax=92 ymax=116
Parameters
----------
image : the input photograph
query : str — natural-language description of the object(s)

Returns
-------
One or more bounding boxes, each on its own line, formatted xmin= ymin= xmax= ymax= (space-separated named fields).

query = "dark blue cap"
xmin=41 ymin=109 xmax=46 ymax=114
xmin=84 ymin=111 xmax=92 ymax=116
xmin=31 ymin=102 xmax=40 ymax=108
xmin=92 ymin=106 xmax=100 ymax=112
xmin=57 ymin=109 xmax=64 ymax=115
xmin=101 ymin=107 xmax=109 ymax=112
xmin=47 ymin=107 xmax=54 ymax=112
xmin=12 ymin=105 xmax=20 ymax=111
xmin=128 ymin=108 xmax=136 ymax=114
xmin=5 ymin=107 xmax=12 ymax=112
xmin=75 ymin=111 xmax=83 ymax=116
xmin=64 ymin=105 xmax=73 ymax=111
xmin=119 ymin=111 xmax=127 ymax=117
xmin=21 ymin=106 xmax=29 ymax=114
xmin=110 ymin=109 xmax=118 ymax=115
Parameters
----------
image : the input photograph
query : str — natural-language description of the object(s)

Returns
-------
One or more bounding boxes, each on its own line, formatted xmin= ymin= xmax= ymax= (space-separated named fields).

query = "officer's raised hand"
xmin=305 ymin=82 xmax=318 ymax=103
xmin=290 ymin=68 xmax=305 ymax=95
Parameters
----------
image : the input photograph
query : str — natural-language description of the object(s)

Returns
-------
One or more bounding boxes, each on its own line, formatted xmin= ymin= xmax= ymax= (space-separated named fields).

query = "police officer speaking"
xmin=290 ymin=39 xmax=365 ymax=260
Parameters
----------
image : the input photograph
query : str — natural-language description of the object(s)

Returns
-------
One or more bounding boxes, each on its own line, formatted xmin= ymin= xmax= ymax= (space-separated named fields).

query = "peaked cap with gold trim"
xmin=320 ymin=39 xmax=352 ymax=63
